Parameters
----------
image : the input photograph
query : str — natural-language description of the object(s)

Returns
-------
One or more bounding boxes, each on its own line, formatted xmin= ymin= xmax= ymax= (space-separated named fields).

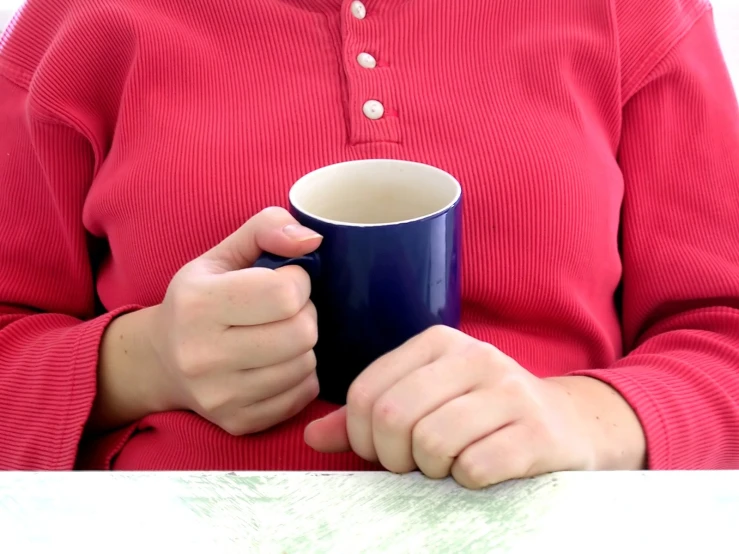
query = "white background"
xmin=0 ymin=0 xmax=738 ymax=86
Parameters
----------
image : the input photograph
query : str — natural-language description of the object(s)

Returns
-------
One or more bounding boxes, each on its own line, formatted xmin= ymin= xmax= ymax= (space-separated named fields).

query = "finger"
xmin=220 ymin=373 xmax=320 ymax=436
xmin=193 ymin=351 xmax=317 ymax=414
xmin=451 ymin=423 xmax=543 ymax=490
xmin=303 ymin=407 xmax=351 ymax=453
xmin=239 ymin=350 xmax=317 ymax=404
xmin=213 ymin=301 xmax=318 ymax=371
xmin=201 ymin=207 xmax=322 ymax=272
xmin=412 ymin=389 xmax=518 ymax=480
xmin=345 ymin=326 xmax=460 ymax=462
xmin=370 ymin=356 xmax=486 ymax=474
xmin=204 ymin=264 xmax=311 ymax=326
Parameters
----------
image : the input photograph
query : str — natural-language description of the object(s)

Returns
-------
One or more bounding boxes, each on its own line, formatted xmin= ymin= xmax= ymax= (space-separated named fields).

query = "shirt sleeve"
xmin=0 ymin=71 xmax=138 ymax=470
xmin=570 ymin=10 xmax=739 ymax=469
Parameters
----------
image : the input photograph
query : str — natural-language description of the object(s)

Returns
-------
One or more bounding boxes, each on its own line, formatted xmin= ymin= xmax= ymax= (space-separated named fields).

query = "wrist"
xmin=88 ymin=305 xmax=178 ymax=432
xmin=549 ymin=376 xmax=647 ymax=471
xmin=137 ymin=305 xmax=184 ymax=413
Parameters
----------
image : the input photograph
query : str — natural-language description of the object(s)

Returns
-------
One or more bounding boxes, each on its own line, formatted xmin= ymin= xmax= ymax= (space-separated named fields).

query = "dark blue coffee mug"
xmin=254 ymin=159 xmax=462 ymax=404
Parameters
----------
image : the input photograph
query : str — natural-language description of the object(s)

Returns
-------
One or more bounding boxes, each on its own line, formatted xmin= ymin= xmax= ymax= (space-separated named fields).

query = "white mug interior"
xmin=289 ymin=159 xmax=461 ymax=226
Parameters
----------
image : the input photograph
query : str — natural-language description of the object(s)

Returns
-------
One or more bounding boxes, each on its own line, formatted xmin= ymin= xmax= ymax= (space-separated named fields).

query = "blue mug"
xmin=254 ymin=159 xmax=462 ymax=404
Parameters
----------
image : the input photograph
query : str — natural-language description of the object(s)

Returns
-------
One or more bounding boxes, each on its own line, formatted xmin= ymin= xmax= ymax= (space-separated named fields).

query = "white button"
xmin=350 ymin=1 xmax=366 ymax=19
xmin=357 ymin=52 xmax=377 ymax=69
xmin=362 ymin=100 xmax=384 ymax=120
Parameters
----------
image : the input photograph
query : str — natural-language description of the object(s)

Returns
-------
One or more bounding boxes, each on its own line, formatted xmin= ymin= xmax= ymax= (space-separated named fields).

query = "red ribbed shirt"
xmin=1 ymin=0 xmax=738 ymax=471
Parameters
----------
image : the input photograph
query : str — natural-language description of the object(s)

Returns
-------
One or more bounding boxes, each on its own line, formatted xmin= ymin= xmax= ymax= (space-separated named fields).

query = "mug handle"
xmin=252 ymin=251 xmax=321 ymax=280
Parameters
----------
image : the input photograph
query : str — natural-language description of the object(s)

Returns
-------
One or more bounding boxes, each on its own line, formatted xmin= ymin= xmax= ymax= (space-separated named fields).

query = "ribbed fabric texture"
xmin=0 ymin=0 xmax=737 ymax=471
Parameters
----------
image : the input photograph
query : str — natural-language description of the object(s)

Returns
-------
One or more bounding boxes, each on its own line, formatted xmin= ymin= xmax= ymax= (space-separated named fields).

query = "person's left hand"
xmin=305 ymin=326 xmax=646 ymax=489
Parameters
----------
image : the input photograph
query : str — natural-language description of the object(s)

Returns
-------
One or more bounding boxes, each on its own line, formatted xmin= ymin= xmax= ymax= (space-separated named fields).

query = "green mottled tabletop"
xmin=0 ymin=471 xmax=738 ymax=552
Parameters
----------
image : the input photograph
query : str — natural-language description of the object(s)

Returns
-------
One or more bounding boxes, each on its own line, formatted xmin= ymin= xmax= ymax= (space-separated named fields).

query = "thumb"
xmin=304 ymin=406 xmax=352 ymax=453
xmin=201 ymin=207 xmax=322 ymax=271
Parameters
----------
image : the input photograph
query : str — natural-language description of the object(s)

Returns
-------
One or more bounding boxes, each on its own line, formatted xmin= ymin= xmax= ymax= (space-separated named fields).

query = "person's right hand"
xmin=146 ymin=207 xmax=324 ymax=435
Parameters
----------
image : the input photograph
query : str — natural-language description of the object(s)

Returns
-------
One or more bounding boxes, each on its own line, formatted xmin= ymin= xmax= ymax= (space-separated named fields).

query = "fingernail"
xmin=283 ymin=224 xmax=322 ymax=241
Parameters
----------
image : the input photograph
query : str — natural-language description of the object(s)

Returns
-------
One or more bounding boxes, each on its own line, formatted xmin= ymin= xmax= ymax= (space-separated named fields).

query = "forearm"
xmin=87 ymin=306 xmax=174 ymax=433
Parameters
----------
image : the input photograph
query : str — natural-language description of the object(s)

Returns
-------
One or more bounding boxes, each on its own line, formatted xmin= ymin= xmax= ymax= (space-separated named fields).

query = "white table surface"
xmin=0 ymin=471 xmax=737 ymax=552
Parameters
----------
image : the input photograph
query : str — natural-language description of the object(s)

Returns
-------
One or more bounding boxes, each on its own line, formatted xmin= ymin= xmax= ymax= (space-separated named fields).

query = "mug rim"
xmin=288 ymin=159 xmax=462 ymax=228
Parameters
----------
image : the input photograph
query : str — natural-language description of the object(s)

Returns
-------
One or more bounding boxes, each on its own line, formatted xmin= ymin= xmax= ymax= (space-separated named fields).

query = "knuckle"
xmin=454 ymin=453 xmax=490 ymax=489
xmin=385 ymin=457 xmax=417 ymax=476
xmin=220 ymin=417 xmax=250 ymax=437
xmin=412 ymin=422 xmax=450 ymax=460
xmin=457 ymin=342 xmax=500 ymax=381
xmin=499 ymin=374 xmax=531 ymax=399
xmin=294 ymin=377 xmax=320 ymax=410
xmin=269 ymin=276 xmax=306 ymax=319
xmin=459 ymin=338 xmax=495 ymax=362
xmin=253 ymin=206 xmax=292 ymax=232
xmin=303 ymin=349 xmax=318 ymax=368
xmin=168 ymin=285 xmax=211 ymax=325
xmin=290 ymin=305 xmax=319 ymax=350
xmin=272 ymin=380 xmax=317 ymax=426
xmin=372 ymin=397 xmax=408 ymax=432
xmin=346 ymin=381 xmax=375 ymax=416
xmin=219 ymin=409 xmax=273 ymax=436
xmin=173 ymin=343 xmax=210 ymax=377
xmin=295 ymin=350 xmax=318 ymax=377
xmin=197 ymin=389 xmax=230 ymax=415
xmin=423 ymin=324 xmax=460 ymax=345
xmin=257 ymin=206 xmax=291 ymax=221
xmin=508 ymin=453 xmax=536 ymax=481
xmin=171 ymin=286 xmax=202 ymax=313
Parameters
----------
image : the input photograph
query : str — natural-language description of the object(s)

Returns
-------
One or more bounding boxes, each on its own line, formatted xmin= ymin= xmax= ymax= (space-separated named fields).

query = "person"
xmin=0 ymin=0 xmax=737 ymax=488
